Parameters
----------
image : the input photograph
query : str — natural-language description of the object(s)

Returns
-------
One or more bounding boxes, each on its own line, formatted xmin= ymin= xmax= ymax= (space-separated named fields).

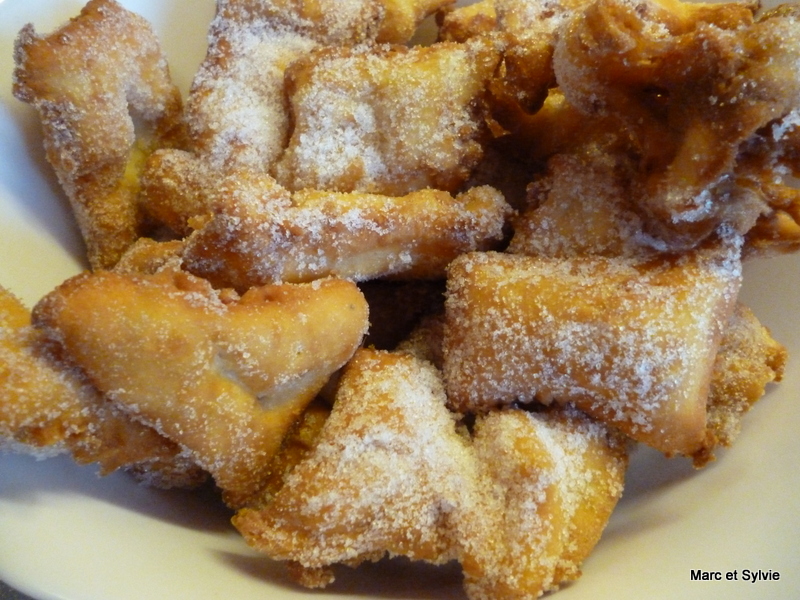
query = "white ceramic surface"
xmin=0 ymin=1 xmax=798 ymax=599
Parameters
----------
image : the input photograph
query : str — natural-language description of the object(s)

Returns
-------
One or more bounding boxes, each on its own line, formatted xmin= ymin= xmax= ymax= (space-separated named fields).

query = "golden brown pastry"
xmin=5 ymin=0 xmax=798 ymax=597
xmin=0 ymin=285 xmax=205 ymax=488
xmin=234 ymin=348 xmax=628 ymax=599
xmin=181 ymin=170 xmax=512 ymax=288
xmin=695 ymin=303 xmax=787 ymax=465
xmin=443 ymin=244 xmax=742 ymax=458
xmin=184 ymin=0 xmax=452 ymax=174
xmin=743 ymin=181 xmax=800 ymax=257
xmin=553 ymin=0 xmax=800 ymax=249
xmin=32 ymin=269 xmax=369 ymax=506
xmin=508 ymin=152 xmax=652 ymax=259
xmin=274 ymin=36 xmax=502 ymax=195
xmin=139 ymin=149 xmax=216 ymax=238
xmin=184 ymin=2 xmax=325 ymax=174
xmin=13 ymin=0 xmax=186 ymax=269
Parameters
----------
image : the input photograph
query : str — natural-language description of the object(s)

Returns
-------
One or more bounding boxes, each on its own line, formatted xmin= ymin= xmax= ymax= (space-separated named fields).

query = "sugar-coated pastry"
xmin=274 ymin=36 xmax=502 ymax=195
xmin=443 ymin=244 xmax=742 ymax=457
xmin=554 ymin=0 xmax=800 ymax=248
xmin=0 ymin=285 xmax=205 ymax=488
xmin=185 ymin=0 xmax=453 ymax=174
xmin=695 ymin=303 xmax=787 ymax=465
xmin=32 ymin=269 xmax=369 ymax=506
xmin=13 ymin=0 xmax=185 ymax=269
xmin=182 ymin=170 xmax=512 ymax=288
xmin=234 ymin=348 xmax=628 ymax=599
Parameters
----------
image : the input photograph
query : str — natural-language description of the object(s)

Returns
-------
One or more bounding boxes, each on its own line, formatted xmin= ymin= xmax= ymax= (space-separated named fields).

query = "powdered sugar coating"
xmin=31 ymin=269 xmax=369 ymax=506
xmin=12 ymin=0 xmax=185 ymax=269
xmin=182 ymin=170 xmax=512 ymax=288
xmin=186 ymin=18 xmax=319 ymax=173
xmin=275 ymin=36 xmax=502 ymax=195
xmin=444 ymin=245 xmax=742 ymax=456
xmin=0 ymin=285 xmax=205 ymax=488
xmin=234 ymin=349 xmax=627 ymax=600
xmin=184 ymin=0 xmax=454 ymax=175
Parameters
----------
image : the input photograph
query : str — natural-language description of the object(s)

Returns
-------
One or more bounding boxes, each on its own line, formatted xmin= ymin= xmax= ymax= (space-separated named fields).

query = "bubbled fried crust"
xmin=274 ymin=36 xmax=502 ymax=195
xmin=0 ymin=285 xmax=206 ymax=488
xmin=233 ymin=349 xmax=628 ymax=600
xmin=692 ymin=303 xmax=787 ymax=466
xmin=184 ymin=0 xmax=453 ymax=174
xmin=12 ymin=0 xmax=185 ymax=269
xmin=552 ymin=0 xmax=800 ymax=249
xmin=32 ymin=269 xmax=369 ymax=507
xmin=181 ymin=169 xmax=512 ymax=288
xmin=443 ymin=246 xmax=742 ymax=457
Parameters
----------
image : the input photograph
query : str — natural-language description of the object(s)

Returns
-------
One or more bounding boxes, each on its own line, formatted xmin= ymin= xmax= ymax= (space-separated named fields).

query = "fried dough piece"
xmin=274 ymin=37 xmax=502 ymax=195
xmin=505 ymin=151 xmax=786 ymax=463
xmin=215 ymin=0 xmax=451 ymax=44
xmin=0 ymin=285 xmax=205 ymax=488
xmin=508 ymin=152 xmax=653 ymax=259
xmin=443 ymin=245 xmax=742 ymax=457
xmin=696 ymin=303 xmax=787 ymax=465
xmin=32 ymin=269 xmax=369 ymax=507
xmin=490 ymin=0 xmax=596 ymax=115
xmin=440 ymin=0 xmax=594 ymax=118
xmin=511 ymin=149 xmax=800 ymax=260
xmin=437 ymin=0 xmax=496 ymax=43
xmin=139 ymin=149 xmax=216 ymax=238
xmin=235 ymin=349 xmax=474 ymax=581
xmin=13 ymin=0 xmax=185 ymax=269
xmin=465 ymin=406 xmax=627 ymax=598
xmin=234 ymin=349 xmax=628 ymax=599
xmin=214 ymin=0 xmax=383 ymax=42
xmin=397 ymin=288 xmax=785 ymax=467
xmin=182 ymin=170 xmax=512 ymax=288
xmin=553 ymin=0 xmax=800 ymax=249
xmin=185 ymin=0 xmax=451 ymax=174
xmin=184 ymin=6 xmax=322 ymax=173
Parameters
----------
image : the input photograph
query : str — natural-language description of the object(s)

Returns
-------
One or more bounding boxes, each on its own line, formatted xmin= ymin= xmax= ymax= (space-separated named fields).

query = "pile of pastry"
xmin=2 ymin=0 xmax=797 ymax=597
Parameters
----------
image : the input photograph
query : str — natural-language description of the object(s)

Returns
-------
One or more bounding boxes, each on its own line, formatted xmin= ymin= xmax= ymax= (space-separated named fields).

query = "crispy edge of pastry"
xmin=464 ymin=405 xmax=628 ymax=599
xmin=1 ymin=284 xmax=206 ymax=488
xmin=32 ymin=269 xmax=369 ymax=506
xmin=233 ymin=348 xmax=471 ymax=571
xmin=12 ymin=0 xmax=186 ymax=269
xmin=442 ymin=246 xmax=742 ymax=457
xmin=235 ymin=349 xmax=627 ymax=600
xmin=692 ymin=303 xmax=787 ymax=466
xmin=182 ymin=170 xmax=512 ymax=288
